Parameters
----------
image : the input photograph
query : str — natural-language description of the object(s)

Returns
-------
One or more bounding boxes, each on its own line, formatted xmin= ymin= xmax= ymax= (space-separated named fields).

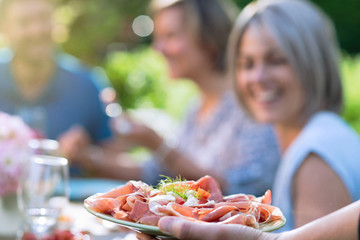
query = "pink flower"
xmin=0 ymin=112 xmax=33 ymax=196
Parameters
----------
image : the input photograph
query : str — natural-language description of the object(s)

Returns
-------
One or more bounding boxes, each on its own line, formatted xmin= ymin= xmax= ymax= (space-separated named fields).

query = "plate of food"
xmin=84 ymin=175 xmax=286 ymax=237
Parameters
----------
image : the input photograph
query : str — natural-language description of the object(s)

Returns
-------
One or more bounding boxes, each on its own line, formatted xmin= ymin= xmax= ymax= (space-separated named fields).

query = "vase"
xmin=0 ymin=193 xmax=23 ymax=238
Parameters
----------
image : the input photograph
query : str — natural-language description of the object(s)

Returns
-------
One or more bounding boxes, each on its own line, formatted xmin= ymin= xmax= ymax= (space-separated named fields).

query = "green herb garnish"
xmin=156 ymin=175 xmax=195 ymax=200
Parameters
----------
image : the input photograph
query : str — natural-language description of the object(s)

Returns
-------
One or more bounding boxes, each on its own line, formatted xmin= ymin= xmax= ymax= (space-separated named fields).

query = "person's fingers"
xmin=158 ymin=217 xmax=264 ymax=240
xmin=58 ymin=125 xmax=88 ymax=145
xmin=57 ymin=125 xmax=91 ymax=162
xmin=58 ymin=136 xmax=75 ymax=158
xmin=70 ymin=125 xmax=91 ymax=146
xmin=159 ymin=217 xmax=218 ymax=240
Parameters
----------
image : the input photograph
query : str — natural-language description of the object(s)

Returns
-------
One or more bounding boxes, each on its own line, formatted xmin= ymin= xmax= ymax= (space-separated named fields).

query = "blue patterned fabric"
xmin=143 ymin=91 xmax=281 ymax=196
xmin=272 ymin=111 xmax=360 ymax=232
xmin=0 ymin=49 xmax=111 ymax=142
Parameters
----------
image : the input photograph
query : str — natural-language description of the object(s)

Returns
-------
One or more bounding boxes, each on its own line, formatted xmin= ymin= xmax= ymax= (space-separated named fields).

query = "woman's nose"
xmin=249 ymin=64 xmax=267 ymax=83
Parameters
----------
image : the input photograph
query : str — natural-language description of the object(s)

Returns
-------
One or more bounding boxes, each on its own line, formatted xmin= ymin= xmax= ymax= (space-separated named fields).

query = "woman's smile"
xmin=236 ymin=24 xmax=305 ymax=127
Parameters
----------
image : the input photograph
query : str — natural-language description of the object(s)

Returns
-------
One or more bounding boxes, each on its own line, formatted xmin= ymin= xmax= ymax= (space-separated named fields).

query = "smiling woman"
xmin=226 ymin=0 xmax=360 ymax=232
xmin=235 ymin=24 xmax=304 ymax=128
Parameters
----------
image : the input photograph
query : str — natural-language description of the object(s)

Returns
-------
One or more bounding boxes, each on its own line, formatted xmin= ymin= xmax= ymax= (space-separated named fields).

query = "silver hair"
xmin=228 ymin=0 xmax=343 ymax=119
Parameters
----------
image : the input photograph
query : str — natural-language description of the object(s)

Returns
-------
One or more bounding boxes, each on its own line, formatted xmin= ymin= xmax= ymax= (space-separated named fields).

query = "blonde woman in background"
xmin=75 ymin=0 xmax=281 ymax=196
xmin=228 ymin=0 xmax=360 ymax=230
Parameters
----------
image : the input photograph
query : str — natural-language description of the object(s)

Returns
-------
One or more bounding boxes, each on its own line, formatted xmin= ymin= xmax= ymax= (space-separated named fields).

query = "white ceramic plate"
xmin=84 ymin=201 xmax=286 ymax=237
xmin=84 ymin=203 xmax=173 ymax=237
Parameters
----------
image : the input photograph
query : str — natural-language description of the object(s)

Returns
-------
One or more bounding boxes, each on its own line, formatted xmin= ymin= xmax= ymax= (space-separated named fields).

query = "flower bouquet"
xmin=0 ymin=112 xmax=33 ymax=236
xmin=0 ymin=112 xmax=34 ymax=196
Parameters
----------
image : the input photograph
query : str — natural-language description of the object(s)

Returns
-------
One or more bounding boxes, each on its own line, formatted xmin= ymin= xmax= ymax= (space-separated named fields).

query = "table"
xmin=65 ymin=178 xmax=139 ymax=239
xmin=0 ymin=204 xmax=138 ymax=240
xmin=62 ymin=202 xmax=138 ymax=240
xmin=0 ymin=178 xmax=138 ymax=240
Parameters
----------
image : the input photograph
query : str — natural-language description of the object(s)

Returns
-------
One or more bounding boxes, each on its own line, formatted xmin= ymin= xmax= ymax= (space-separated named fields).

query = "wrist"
xmin=145 ymin=131 xmax=163 ymax=151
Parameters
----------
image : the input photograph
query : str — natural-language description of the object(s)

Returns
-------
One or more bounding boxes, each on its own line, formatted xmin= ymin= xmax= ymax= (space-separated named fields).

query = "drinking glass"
xmin=17 ymin=155 xmax=69 ymax=239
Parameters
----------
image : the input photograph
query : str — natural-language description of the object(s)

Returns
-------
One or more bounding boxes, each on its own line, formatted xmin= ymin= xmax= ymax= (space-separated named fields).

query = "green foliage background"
xmin=54 ymin=0 xmax=150 ymax=65
xmin=233 ymin=0 xmax=360 ymax=54
xmin=342 ymin=55 xmax=360 ymax=133
xmin=104 ymin=47 xmax=360 ymax=133
xmin=104 ymin=47 xmax=198 ymax=119
xmin=53 ymin=0 xmax=360 ymax=132
xmin=57 ymin=0 xmax=359 ymax=66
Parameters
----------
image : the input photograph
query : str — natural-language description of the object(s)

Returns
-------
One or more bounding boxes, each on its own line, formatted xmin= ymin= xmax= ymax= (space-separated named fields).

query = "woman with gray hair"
xmin=228 ymin=0 xmax=360 ymax=232
xmin=137 ymin=0 xmax=360 ymax=239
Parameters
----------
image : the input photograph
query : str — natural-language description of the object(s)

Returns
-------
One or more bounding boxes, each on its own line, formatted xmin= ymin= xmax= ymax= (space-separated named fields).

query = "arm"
xmin=284 ymin=200 xmax=360 ymax=240
xmin=57 ymin=119 xmax=223 ymax=183
xmin=58 ymin=125 xmax=142 ymax=180
xmin=113 ymin=116 xmax=227 ymax=187
xmin=57 ymin=120 xmax=222 ymax=182
xmin=136 ymin=200 xmax=360 ymax=240
xmin=292 ymin=153 xmax=351 ymax=227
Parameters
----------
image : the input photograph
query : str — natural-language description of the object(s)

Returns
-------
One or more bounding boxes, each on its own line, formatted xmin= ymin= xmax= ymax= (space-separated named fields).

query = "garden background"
xmin=4 ymin=0 xmax=360 ymax=131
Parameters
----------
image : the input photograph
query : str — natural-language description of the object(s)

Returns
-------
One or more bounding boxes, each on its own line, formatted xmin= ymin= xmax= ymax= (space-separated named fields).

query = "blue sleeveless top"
xmin=272 ymin=111 xmax=360 ymax=232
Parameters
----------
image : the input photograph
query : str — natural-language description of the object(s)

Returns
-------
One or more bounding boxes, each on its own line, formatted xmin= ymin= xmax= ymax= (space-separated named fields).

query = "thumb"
xmin=158 ymin=217 xmax=265 ymax=240
xmin=158 ymin=217 xmax=219 ymax=240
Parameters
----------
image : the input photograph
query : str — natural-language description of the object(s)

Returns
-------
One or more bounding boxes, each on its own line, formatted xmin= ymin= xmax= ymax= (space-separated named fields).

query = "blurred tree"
xmin=233 ymin=0 xmax=360 ymax=54
xmin=53 ymin=0 xmax=359 ymax=121
xmin=105 ymin=47 xmax=198 ymax=118
xmin=56 ymin=0 xmax=359 ymax=67
xmin=233 ymin=0 xmax=252 ymax=8
xmin=312 ymin=0 xmax=360 ymax=54
xmin=56 ymin=0 xmax=152 ymax=65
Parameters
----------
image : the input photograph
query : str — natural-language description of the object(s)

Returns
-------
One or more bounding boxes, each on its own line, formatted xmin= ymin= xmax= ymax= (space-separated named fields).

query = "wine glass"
xmin=17 ymin=155 xmax=69 ymax=239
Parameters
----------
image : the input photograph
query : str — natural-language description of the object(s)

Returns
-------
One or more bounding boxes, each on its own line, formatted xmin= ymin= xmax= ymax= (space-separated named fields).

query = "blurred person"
xmin=136 ymin=0 xmax=360 ymax=238
xmin=77 ymin=0 xmax=280 ymax=196
xmin=137 ymin=199 xmax=360 ymax=240
xmin=0 ymin=0 xmax=112 ymax=174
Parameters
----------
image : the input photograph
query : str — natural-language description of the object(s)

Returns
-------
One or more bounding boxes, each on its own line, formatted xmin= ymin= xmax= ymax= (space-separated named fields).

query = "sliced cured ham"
xmin=85 ymin=175 xmax=283 ymax=229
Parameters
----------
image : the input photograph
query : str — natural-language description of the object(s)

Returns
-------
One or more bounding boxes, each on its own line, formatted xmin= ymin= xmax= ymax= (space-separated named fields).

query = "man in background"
xmin=0 ymin=0 xmax=113 ymax=175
